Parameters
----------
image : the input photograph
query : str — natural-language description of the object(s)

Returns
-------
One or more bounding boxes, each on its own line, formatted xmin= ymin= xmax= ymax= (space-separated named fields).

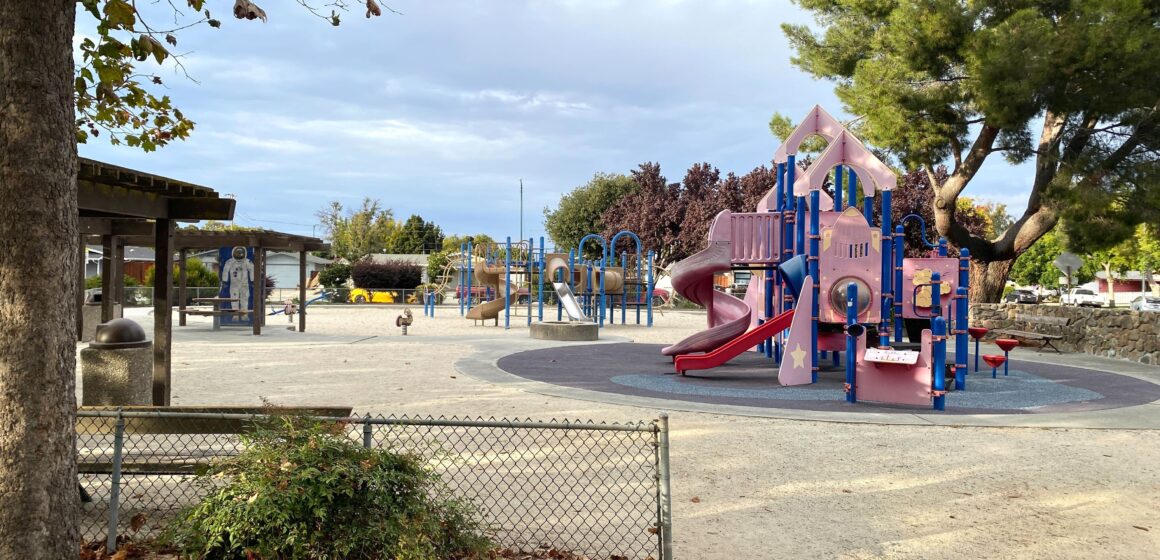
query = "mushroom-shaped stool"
xmin=967 ymin=327 xmax=989 ymax=372
xmin=994 ymin=338 xmax=1020 ymax=376
xmin=982 ymin=355 xmax=1007 ymax=379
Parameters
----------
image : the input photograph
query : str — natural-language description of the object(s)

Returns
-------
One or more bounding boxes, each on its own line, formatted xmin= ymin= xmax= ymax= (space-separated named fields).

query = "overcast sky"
xmin=77 ymin=0 xmax=1034 ymax=245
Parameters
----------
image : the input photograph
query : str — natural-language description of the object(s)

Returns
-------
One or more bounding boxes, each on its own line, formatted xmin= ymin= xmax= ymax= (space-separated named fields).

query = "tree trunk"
xmin=0 ymin=1 xmax=80 ymax=556
xmin=971 ymin=259 xmax=1015 ymax=303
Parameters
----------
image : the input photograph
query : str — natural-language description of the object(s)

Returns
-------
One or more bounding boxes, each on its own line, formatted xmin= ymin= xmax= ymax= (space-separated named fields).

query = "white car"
xmin=1130 ymin=295 xmax=1160 ymax=312
xmin=1063 ymin=288 xmax=1103 ymax=307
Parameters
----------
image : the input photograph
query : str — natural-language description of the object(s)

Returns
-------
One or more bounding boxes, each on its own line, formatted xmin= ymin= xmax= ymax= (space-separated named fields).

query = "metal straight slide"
xmin=553 ymin=282 xmax=590 ymax=322
xmin=674 ymin=308 xmax=795 ymax=374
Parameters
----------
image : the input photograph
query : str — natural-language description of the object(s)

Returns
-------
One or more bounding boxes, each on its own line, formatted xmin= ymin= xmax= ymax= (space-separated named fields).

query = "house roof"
xmin=86 ymin=245 xmax=155 ymax=261
xmin=364 ymin=254 xmax=430 ymax=266
xmin=1095 ymin=271 xmax=1159 ymax=281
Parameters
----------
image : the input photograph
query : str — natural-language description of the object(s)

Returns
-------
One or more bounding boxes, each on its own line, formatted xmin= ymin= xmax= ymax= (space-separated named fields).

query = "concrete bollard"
xmin=81 ymin=318 xmax=153 ymax=406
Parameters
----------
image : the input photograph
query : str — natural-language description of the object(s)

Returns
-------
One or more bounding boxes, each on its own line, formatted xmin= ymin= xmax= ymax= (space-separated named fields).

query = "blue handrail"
xmin=899 ymin=213 xmax=939 ymax=248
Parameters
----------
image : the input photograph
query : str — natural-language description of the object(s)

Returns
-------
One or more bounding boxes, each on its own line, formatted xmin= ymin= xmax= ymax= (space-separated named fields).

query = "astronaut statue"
xmin=221 ymin=246 xmax=254 ymax=319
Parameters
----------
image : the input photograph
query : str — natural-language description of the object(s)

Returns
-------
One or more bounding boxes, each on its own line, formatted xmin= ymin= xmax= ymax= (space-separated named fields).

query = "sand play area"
xmin=81 ymin=304 xmax=1160 ymax=559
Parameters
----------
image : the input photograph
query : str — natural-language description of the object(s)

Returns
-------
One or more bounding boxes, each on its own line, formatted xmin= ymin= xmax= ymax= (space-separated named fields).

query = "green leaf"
xmin=103 ymin=0 xmax=136 ymax=28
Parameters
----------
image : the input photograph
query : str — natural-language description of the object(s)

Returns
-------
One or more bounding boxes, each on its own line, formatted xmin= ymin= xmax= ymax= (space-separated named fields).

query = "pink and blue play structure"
xmin=663 ymin=106 xmax=974 ymax=411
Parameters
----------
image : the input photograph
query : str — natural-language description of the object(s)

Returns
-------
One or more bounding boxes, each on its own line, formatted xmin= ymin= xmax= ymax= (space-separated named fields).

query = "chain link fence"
xmin=77 ymin=410 xmax=672 ymax=559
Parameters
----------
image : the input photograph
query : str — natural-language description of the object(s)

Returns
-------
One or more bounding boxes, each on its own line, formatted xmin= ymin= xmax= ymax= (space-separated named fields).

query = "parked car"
xmin=1005 ymin=289 xmax=1038 ymax=304
xmin=1130 ymin=295 xmax=1160 ymax=312
xmin=348 ymin=288 xmax=398 ymax=304
xmin=1063 ymin=288 xmax=1103 ymax=307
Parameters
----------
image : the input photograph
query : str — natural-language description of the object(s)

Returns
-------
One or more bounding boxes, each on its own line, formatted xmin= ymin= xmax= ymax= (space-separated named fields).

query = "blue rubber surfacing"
xmin=496 ymin=343 xmax=1160 ymax=415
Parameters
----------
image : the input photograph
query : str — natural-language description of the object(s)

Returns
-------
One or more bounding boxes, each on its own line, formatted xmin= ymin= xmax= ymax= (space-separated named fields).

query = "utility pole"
xmin=519 ymin=178 xmax=524 ymax=241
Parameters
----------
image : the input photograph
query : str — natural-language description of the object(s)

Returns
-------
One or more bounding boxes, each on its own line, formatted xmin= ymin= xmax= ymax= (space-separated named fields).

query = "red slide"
xmin=674 ymin=309 xmax=795 ymax=374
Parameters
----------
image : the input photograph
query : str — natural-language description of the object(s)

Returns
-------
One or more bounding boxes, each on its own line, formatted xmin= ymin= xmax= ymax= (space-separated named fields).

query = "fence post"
xmin=362 ymin=415 xmax=373 ymax=448
xmin=657 ymin=412 xmax=673 ymax=559
xmin=106 ymin=408 xmax=126 ymax=554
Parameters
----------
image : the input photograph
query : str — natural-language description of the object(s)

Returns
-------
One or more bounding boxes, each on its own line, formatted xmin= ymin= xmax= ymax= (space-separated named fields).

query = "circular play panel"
xmin=497 ymin=343 xmax=1160 ymax=415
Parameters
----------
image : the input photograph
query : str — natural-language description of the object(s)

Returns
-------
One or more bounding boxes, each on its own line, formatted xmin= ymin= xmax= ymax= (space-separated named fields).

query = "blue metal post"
xmin=894 ymin=225 xmax=905 ymax=342
xmin=931 ymin=272 xmax=942 ymax=319
xmin=834 ymin=164 xmax=844 ymax=210
xmin=864 ymin=196 xmax=874 ymax=226
xmin=538 ymin=236 xmax=545 ymax=321
xmin=955 ymin=286 xmax=968 ymax=390
xmin=635 ymin=249 xmax=642 ymax=325
xmin=848 ymin=167 xmax=858 ymax=213
xmin=621 ymin=252 xmax=631 ymax=326
xmin=504 ymin=237 xmax=511 ymax=329
xmin=809 ymin=189 xmax=820 ymax=383
xmin=647 ymin=250 xmax=655 ymax=327
xmin=603 ymin=250 xmax=612 ymax=329
xmin=459 ymin=243 xmax=466 ymax=316
xmin=880 ymin=190 xmax=893 ymax=346
xmin=528 ymin=237 xmax=534 ymax=326
xmin=845 ymin=282 xmax=859 ymax=403
xmin=796 ymin=197 xmax=806 ymax=256
xmin=938 ymin=238 xmax=948 ymax=257
xmin=466 ymin=241 xmax=474 ymax=315
xmin=932 ymin=317 xmax=947 ymax=411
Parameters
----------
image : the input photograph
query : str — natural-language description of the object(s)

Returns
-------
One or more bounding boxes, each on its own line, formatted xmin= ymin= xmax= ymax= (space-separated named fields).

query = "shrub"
xmin=84 ymin=275 xmax=140 ymax=289
xmin=162 ymin=416 xmax=491 ymax=559
xmin=352 ymin=260 xmax=422 ymax=290
xmin=145 ymin=258 xmax=219 ymax=287
xmin=318 ymin=263 xmax=352 ymax=289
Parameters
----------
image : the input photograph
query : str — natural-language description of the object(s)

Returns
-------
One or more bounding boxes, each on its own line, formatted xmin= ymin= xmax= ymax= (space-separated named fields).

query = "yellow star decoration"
xmin=790 ymin=344 xmax=807 ymax=369
xmin=912 ymin=268 xmax=952 ymax=307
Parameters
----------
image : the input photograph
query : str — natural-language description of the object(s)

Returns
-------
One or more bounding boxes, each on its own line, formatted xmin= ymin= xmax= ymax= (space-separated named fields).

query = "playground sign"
xmin=1054 ymin=252 xmax=1083 ymax=287
xmin=1054 ymin=252 xmax=1083 ymax=274
xmin=863 ymin=348 xmax=919 ymax=365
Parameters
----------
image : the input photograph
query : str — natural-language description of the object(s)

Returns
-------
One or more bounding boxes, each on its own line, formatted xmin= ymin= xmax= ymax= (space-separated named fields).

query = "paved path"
xmin=464 ymin=338 xmax=1160 ymax=430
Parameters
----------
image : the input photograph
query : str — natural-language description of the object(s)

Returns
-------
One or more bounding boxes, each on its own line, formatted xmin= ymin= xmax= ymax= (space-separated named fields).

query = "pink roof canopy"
xmin=796 ymin=129 xmax=896 ymax=197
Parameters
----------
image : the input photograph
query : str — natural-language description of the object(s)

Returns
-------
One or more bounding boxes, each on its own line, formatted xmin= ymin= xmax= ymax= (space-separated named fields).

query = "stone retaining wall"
xmin=969 ymin=304 xmax=1160 ymax=364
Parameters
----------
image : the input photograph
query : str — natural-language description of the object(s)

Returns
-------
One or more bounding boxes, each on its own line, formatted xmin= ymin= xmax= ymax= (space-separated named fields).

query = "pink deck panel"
xmin=817 ymin=208 xmax=882 ymax=324
xmin=901 ymin=258 xmax=959 ymax=319
xmin=855 ymin=330 xmax=933 ymax=407
xmin=727 ymin=212 xmax=782 ymax=265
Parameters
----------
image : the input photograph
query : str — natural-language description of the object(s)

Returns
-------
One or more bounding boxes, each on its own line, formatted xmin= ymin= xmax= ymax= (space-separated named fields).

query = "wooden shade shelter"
xmin=77 ymin=158 xmax=326 ymax=405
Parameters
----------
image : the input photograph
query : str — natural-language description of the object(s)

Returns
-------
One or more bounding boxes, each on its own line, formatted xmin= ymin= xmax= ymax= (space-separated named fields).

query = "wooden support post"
xmin=100 ymin=235 xmax=114 ymax=322
xmin=178 ymin=249 xmax=188 ymax=326
xmin=299 ymin=250 xmax=307 ymax=333
xmin=113 ymin=239 xmax=124 ymax=317
xmin=253 ymin=246 xmax=264 ymax=336
xmin=77 ymin=237 xmax=86 ymax=341
xmin=153 ymin=219 xmax=173 ymax=405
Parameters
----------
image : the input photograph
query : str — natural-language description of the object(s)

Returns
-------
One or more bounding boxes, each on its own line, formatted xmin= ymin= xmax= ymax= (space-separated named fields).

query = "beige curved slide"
xmin=466 ymin=260 xmax=519 ymax=321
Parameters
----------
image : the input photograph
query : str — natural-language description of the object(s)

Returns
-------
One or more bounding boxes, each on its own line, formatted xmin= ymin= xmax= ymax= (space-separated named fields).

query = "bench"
xmin=992 ymin=313 xmax=1062 ymax=352
xmin=77 ymin=406 xmax=354 ymax=478
xmin=178 ymin=308 xmax=252 ymax=330
xmin=179 ymin=309 xmax=250 ymax=317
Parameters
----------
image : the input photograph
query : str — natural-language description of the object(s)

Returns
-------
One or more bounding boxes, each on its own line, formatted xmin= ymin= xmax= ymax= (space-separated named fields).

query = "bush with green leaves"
xmin=317 ymin=263 xmax=352 ymax=289
xmin=352 ymin=260 xmax=422 ymax=290
xmin=145 ymin=258 xmax=219 ymax=287
xmin=163 ymin=416 xmax=491 ymax=559
xmin=83 ymin=274 xmax=140 ymax=289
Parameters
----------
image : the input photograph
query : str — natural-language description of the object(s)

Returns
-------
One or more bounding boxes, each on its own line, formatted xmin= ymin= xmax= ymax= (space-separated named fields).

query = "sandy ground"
xmin=82 ymin=304 xmax=1160 ymax=559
